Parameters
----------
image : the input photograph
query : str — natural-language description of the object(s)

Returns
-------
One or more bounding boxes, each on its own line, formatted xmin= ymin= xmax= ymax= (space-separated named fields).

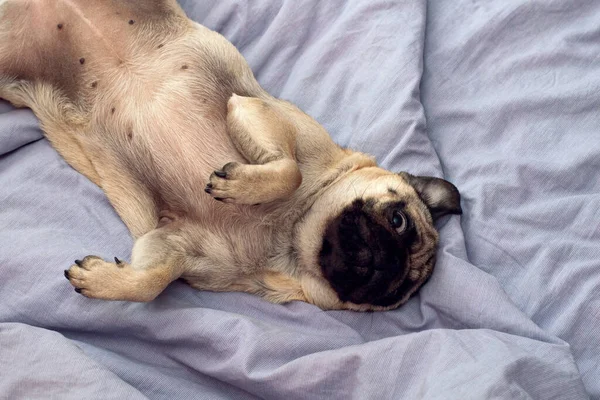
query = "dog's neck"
xmin=267 ymin=149 xmax=378 ymax=275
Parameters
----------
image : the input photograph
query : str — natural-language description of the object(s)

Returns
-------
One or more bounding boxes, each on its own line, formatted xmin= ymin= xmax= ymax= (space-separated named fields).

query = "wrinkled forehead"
xmin=334 ymin=169 xmax=428 ymax=215
xmin=336 ymin=168 xmax=407 ymax=193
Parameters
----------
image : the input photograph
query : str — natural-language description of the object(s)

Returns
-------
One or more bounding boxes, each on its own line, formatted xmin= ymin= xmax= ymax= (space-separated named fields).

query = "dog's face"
xmin=296 ymin=167 xmax=461 ymax=311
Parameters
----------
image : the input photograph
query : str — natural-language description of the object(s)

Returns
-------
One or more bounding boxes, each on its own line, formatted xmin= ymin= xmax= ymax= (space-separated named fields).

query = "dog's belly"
xmin=1 ymin=0 xmax=263 ymax=217
xmin=0 ymin=0 xmax=186 ymax=100
xmin=89 ymin=61 xmax=248 ymax=215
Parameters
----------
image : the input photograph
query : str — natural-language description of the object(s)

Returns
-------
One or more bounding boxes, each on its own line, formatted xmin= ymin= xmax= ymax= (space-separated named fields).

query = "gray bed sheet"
xmin=0 ymin=0 xmax=596 ymax=399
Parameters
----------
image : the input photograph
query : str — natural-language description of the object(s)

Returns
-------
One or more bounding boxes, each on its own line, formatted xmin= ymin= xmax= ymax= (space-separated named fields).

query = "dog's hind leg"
xmin=0 ymin=78 xmax=103 ymax=187
xmin=0 ymin=1 xmax=97 ymax=182
xmin=2 ymin=78 xmax=158 ymax=238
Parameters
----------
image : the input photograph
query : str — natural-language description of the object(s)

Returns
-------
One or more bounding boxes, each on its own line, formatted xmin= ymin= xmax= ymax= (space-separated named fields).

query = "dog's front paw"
xmin=64 ymin=255 xmax=128 ymax=300
xmin=205 ymin=162 xmax=258 ymax=204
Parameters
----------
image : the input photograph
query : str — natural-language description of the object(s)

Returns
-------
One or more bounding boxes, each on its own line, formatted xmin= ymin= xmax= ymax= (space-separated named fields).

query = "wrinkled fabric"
xmin=0 ymin=0 xmax=595 ymax=399
xmin=421 ymin=1 xmax=600 ymax=397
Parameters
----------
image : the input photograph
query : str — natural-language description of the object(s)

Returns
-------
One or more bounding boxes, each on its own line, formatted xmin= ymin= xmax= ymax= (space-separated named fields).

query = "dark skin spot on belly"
xmin=79 ymin=58 xmax=85 ymax=65
xmin=158 ymin=44 xmax=164 ymax=49
xmin=129 ymin=20 xmax=135 ymax=25
xmin=57 ymin=23 xmax=63 ymax=30
xmin=111 ymin=107 xmax=116 ymax=114
xmin=181 ymin=65 xmax=188 ymax=70
xmin=91 ymin=81 xmax=97 ymax=88
xmin=127 ymin=131 xmax=133 ymax=140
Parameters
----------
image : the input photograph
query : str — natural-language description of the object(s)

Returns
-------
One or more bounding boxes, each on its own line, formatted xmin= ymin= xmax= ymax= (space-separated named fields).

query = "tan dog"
xmin=0 ymin=0 xmax=461 ymax=311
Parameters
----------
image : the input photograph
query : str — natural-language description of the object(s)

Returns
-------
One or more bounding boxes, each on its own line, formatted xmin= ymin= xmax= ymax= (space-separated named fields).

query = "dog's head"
xmin=296 ymin=166 xmax=461 ymax=311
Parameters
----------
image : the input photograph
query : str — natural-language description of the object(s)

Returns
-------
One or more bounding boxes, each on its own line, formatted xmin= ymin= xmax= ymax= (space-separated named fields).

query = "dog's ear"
xmin=399 ymin=172 xmax=462 ymax=220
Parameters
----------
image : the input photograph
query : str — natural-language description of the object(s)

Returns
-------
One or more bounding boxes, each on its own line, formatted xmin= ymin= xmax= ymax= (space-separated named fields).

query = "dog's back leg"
xmin=1 ymin=0 xmax=164 ymax=240
xmin=0 ymin=1 xmax=100 ymax=184
xmin=0 ymin=78 xmax=103 ymax=187
xmin=1 ymin=78 xmax=158 ymax=237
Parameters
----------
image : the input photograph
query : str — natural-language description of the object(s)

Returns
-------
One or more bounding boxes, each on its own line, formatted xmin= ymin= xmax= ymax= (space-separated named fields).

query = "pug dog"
xmin=0 ymin=0 xmax=461 ymax=311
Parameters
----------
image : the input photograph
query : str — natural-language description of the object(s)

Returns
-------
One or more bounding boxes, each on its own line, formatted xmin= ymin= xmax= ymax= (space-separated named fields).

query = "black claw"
xmin=114 ymin=257 xmax=122 ymax=264
xmin=214 ymin=170 xmax=227 ymax=178
xmin=214 ymin=197 xmax=224 ymax=202
xmin=204 ymin=187 xmax=212 ymax=194
xmin=75 ymin=259 xmax=82 ymax=266
xmin=206 ymin=183 xmax=213 ymax=189
xmin=74 ymin=288 xmax=82 ymax=294
xmin=64 ymin=270 xmax=70 ymax=279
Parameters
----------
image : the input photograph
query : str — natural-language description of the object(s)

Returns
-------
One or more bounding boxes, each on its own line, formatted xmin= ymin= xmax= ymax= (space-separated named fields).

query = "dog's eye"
xmin=391 ymin=211 xmax=408 ymax=233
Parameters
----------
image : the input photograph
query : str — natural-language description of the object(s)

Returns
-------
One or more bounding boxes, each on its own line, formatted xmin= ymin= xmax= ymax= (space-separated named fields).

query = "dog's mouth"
xmin=367 ymin=251 xmax=436 ymax=308
xmin=319 ymin=245 xmax=437 ymax=310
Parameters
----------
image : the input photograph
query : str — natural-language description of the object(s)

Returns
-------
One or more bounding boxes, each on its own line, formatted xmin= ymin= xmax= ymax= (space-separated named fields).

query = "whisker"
xmin=360 ymin=179 xmax=376 ymax=200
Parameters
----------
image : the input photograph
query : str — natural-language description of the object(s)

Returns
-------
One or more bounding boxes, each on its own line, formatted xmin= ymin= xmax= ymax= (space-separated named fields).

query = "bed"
xmin=1 ymin=0 xmax=598 ymax=398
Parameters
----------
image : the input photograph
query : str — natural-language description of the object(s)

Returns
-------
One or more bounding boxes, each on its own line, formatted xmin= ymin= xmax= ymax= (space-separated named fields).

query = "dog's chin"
xmin=328 ymin=255 xmax=436 ymax=311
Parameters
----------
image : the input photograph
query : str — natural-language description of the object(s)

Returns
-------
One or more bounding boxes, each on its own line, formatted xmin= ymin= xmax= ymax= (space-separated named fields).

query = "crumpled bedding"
xmin=0 ymin=0 xmax=597 ymax=399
